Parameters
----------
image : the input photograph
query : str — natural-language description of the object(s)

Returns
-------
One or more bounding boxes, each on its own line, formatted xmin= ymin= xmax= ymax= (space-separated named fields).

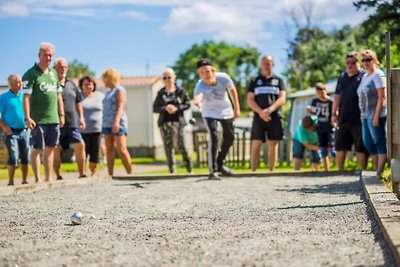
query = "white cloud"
xmin=31 ymin=7 xmax=95 ymax=17
xmin=0 ymin=2 xmax=29 ymax=18
xmin=162 ymin=2 xmax=271 ymax=45
xmin=120 ymin=10 xmax=152 ymax=21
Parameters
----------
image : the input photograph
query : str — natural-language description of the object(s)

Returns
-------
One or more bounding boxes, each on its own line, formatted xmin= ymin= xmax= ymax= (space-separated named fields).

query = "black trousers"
xmin=204 ymin=117 xmax=235 ymax=173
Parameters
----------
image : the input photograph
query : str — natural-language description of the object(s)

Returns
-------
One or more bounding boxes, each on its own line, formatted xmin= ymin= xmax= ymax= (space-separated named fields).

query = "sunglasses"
xmin=163 ymin=76 xmax=172 ymax=80
xmin=346 ymin=61 xmax=357 ymax=66
xmin=361 ymin=58 xmax=373 ymax=63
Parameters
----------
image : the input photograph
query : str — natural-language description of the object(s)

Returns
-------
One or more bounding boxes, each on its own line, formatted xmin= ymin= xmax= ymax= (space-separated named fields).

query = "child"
xmin=292 ymin=116 xmax=321 ymax=171
xmin=306 ymin=82 xmax=336 ymax=171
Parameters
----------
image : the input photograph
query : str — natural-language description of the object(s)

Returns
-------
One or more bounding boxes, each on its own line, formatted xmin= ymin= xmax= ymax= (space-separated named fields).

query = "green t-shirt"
xmin=293 ymin=116 xmax=319 ymax=145
xmin=22 ymin=63 xmax=62 ymax=124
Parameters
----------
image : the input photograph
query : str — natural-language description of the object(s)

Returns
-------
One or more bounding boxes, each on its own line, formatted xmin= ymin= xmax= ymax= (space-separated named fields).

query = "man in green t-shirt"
xmin=22 ymin=42 xmax=65 ymax=183
xmin=292 ymin=116 xmax=321 ymax=171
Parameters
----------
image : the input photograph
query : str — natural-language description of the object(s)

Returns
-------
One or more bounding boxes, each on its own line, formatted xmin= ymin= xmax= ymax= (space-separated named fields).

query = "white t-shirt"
xmin=194 ymin=72 xmax=234 ymax=120
xmin=357 ymin=69 xmax=386 ymax=119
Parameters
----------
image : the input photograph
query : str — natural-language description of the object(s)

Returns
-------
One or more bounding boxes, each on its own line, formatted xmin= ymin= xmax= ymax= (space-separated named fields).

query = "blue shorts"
xmin=362 ymin=117 xmax=387 ymax=155
xmin=4 ymin=129 xmax=30 ymax=166
xmin=293 ymin=139 xmax=321 ymax=163
xmin=59 ymin=127 xmax=84 ymax=149
xmin=31 ymin=124 xmax=60 ymax=149
xmin=102 ymin=127 xmax=127 ymax=136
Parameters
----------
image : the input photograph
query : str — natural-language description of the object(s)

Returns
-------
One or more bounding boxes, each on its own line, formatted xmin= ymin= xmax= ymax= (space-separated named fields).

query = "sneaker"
xmin=208 ymin=172 xmax=221 ymax=180
xmin=78 ymin=174 xmax=87 ymax=179
xmin=56 ymin=176 xmax=63 ymax=181
xmin=217 ymin=165 xmax=233 ymax=176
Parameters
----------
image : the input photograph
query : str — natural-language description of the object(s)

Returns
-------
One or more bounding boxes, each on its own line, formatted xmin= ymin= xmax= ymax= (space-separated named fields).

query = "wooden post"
xmin=390 ymin=68 xmax=400 ymax=196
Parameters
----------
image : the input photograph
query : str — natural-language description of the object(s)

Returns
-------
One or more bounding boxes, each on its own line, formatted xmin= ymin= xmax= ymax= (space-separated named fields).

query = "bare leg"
xmin=89 ymin=162 xmax=98 ymax=176
xmin=104 ymin=135 xmax=115 ymax=176
xmin=53 ymin=146 xmax=61 ymax=178
xmin=377 ymin=154 xmax=387 ymax=177
xmin=7 ymin=165 xmax=16 ymax=185
xmin=311 ymin=162 xmax=320 ymax=171
xmin=267 ymin=140 xmax=279 ymax=172
xmin=322 ymin=156 xmax=329 ymax=171
xmin=251 ymin=140 xmax=262 ymax=172
xmin=31 ymin=148 xmax=42 ymax=183
xmin=73 ymin=142 xmax=86 ymax=176
xmin=336 ymin=150 xmax=346 ymax=171
xmin=294 ymin=158 xmax=302 ymax=171
xmin=370 ymin=154 xmax=378 ymax=171
xmin=21 ymin=164 xmax=28 ymax=184
xmin=357 ymin=152 xmax=368 ymax=170
xmin=115 ymin=135 xmax=132 ymax=174
xmin=43 ymin=146 xmax=55 ymax=182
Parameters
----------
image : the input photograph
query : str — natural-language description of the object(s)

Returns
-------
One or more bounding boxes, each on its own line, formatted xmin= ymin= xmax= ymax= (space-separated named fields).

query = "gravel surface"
xmin=0 ymin=175 xmax=395 ymax=266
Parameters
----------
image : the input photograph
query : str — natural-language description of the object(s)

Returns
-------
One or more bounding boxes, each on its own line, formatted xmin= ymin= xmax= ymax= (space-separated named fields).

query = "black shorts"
xmin=82 ymin=133 xmax=101 ymax=163
xmin=335 ymin=122 xmax=368 ymax=153
xmin=251 ymin=116 xmax=284 ymax=142
xmin=317 ymin=132 xmax=334 ymax=148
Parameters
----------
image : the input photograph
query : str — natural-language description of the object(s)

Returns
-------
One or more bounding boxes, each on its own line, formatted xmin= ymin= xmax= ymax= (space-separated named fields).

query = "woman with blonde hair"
xmin=101 ymin=69 xmax=132 ymax=176
xmin=357 ymin=49 xmax=387 ymax=177
xmin=153 ymin=68 xmax=192 ymax=174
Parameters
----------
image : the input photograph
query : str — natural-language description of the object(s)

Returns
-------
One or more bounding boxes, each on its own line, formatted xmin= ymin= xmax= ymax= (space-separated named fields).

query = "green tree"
xmin=173 ymin=40 xmax=260 ymax=110
xmin=67 ymin=59 xmax=95 ymax=79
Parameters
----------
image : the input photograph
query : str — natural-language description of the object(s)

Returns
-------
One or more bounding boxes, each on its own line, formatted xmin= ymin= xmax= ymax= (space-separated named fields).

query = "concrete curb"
xmin=361 ymin=171 xmax=400 ymax=266
xmin=113 ymin=170 xmax=359 ymax=181
xmin=0 ymin=176 xmax=111 ymax=197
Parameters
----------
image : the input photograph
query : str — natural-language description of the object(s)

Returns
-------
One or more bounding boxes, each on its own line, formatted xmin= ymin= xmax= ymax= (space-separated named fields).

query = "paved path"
xmin=0 ymin=174 xmax=395 ymax=266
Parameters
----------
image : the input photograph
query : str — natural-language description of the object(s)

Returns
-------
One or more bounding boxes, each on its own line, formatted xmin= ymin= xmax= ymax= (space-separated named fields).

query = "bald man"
xmin=247 ymin=54 xmax=286 ymax=172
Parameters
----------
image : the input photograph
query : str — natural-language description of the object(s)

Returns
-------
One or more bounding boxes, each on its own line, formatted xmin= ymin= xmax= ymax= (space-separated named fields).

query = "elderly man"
xmin=0 ymin=75 xmax=29 ymax=186
xmin=22 ymin=42 xmax=64 ymax=183
xmin=53 ymin=58 xmax=87 ymax=179
xmin=247 ymin=54 xmax=286 ymax=172
xmin=331 ymin=51 xmax=368 ymax=171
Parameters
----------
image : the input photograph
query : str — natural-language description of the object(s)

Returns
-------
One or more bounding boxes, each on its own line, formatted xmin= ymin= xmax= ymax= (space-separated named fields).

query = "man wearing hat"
xmin=331 ymin=51 xmax=368 ymax=171
xmin=192 ymin=58 xmax=241 ymax=179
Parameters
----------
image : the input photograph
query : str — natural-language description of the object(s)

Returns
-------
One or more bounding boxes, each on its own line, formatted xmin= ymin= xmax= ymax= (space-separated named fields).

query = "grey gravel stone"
xmin=0 ymin=175 xmax=395 ymax=266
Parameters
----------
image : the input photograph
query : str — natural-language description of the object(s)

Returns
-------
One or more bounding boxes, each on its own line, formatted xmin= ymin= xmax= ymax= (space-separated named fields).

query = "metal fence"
xmin=192 ymin=126 xmax=292 ymax=168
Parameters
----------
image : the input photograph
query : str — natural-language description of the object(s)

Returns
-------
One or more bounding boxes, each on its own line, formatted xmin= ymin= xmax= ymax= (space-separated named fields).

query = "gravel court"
xmin=0 ymin=175 xmax=395 ymax=266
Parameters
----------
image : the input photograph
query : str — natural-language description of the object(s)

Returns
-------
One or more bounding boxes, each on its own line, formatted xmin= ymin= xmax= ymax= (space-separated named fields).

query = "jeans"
xmin=4 ymin=129 xmax=30 ymax=166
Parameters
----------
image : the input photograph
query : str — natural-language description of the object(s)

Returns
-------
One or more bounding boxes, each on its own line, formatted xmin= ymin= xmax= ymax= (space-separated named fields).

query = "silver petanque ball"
xmin=71 ymin=212 xmax=83 ymax=225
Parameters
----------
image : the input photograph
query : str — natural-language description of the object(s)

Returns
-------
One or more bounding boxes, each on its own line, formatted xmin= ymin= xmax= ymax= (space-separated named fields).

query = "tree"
xmin=173 ymin=40 xmax=260 ymax=110
xmin=67 ymin=59 xmax=95 ymax=79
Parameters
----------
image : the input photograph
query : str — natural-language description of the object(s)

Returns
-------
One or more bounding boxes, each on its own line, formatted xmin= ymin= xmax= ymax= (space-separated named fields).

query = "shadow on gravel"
xmin=276 ymin=180 xmax=360 ymax=196
xmin=277 ymin=201 xmax=364 ymax=210
xmin=113 ymin=182 xmax=156 ymax=188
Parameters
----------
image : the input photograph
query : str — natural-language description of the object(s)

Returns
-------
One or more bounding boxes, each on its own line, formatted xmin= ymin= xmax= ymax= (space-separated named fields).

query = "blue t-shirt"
xmin=0 ymin=90 xmax=26 ymax=129
xmin=194 ymin=72 xmax=234 ymax=120
xmin=357 ymin=69 xmax=386 ymax=119
xmin=293 ymin=116 xmax=319 ymax=145
xmin=310 ymin=97 xmax=333 ymax=133
xmin=102 ymin=85 xmax=128 ymax=129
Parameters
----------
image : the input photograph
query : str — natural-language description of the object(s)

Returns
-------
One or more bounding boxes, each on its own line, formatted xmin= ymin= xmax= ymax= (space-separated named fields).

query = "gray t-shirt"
xmin=357 ymin=69 xmax=386 ymax=119
xmin=81 ymin=91 xmax=104 ymax=134
xmin=102 ymin=85 xmax=128 ymax=129
xmin=194 ymin=72 xmax=234 ymax=119
xmin=62 ymin=79 xmax=82 ymax=128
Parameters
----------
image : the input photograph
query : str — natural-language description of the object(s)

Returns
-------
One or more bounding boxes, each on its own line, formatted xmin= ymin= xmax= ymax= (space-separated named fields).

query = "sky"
xmin=0 ymin=0 xmax=371 ymax=84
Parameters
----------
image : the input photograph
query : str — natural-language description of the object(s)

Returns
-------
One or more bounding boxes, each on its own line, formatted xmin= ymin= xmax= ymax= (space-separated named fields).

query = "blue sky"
xmin=0 ymin=0 xmax=370 ymax=84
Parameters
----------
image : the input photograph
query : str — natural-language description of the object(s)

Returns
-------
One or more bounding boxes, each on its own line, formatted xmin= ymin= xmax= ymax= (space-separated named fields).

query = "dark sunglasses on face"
xmin=361 ymin=58 xmax=373 ymax=63
xmin=346 ymin=61 xmax=356 ymax=66
xmin=163 ymin=76 xmax=171 ymax=80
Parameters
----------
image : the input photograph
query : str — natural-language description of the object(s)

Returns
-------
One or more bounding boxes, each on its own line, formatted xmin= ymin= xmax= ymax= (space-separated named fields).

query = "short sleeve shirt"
xmin=357 ymin=69 xmax=386 ymax=119
xmin=82 ymin=91 xmax=104 ymax=133
xmin=310 ymin=97 xmax=333 ymax=133
xmin=293 ymin=117 xmax=319 ymax=145
xmin=334 ymin=70 xmax=365 ymax=124
xmin=22 ymin=64 xmax=62 ymax=124
xmin=61 ymin=79 xmax=82 ymax=128
xmin=194 ymin=72 xmax=235 ymax=120
xmin=0 ymin=90 xmax=26 ymax=129
xmin=102 ymin=86 xmax=128 ymax=129
xmin=247 ymin=73 xmax=285 ymax=118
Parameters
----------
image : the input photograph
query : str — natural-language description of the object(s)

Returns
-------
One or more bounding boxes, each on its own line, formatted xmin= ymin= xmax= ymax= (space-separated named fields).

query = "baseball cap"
xmin=197 ymin=58 xmax=213 ymax=69
xmin=346 ymin=51 xmax=359 ymax=61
